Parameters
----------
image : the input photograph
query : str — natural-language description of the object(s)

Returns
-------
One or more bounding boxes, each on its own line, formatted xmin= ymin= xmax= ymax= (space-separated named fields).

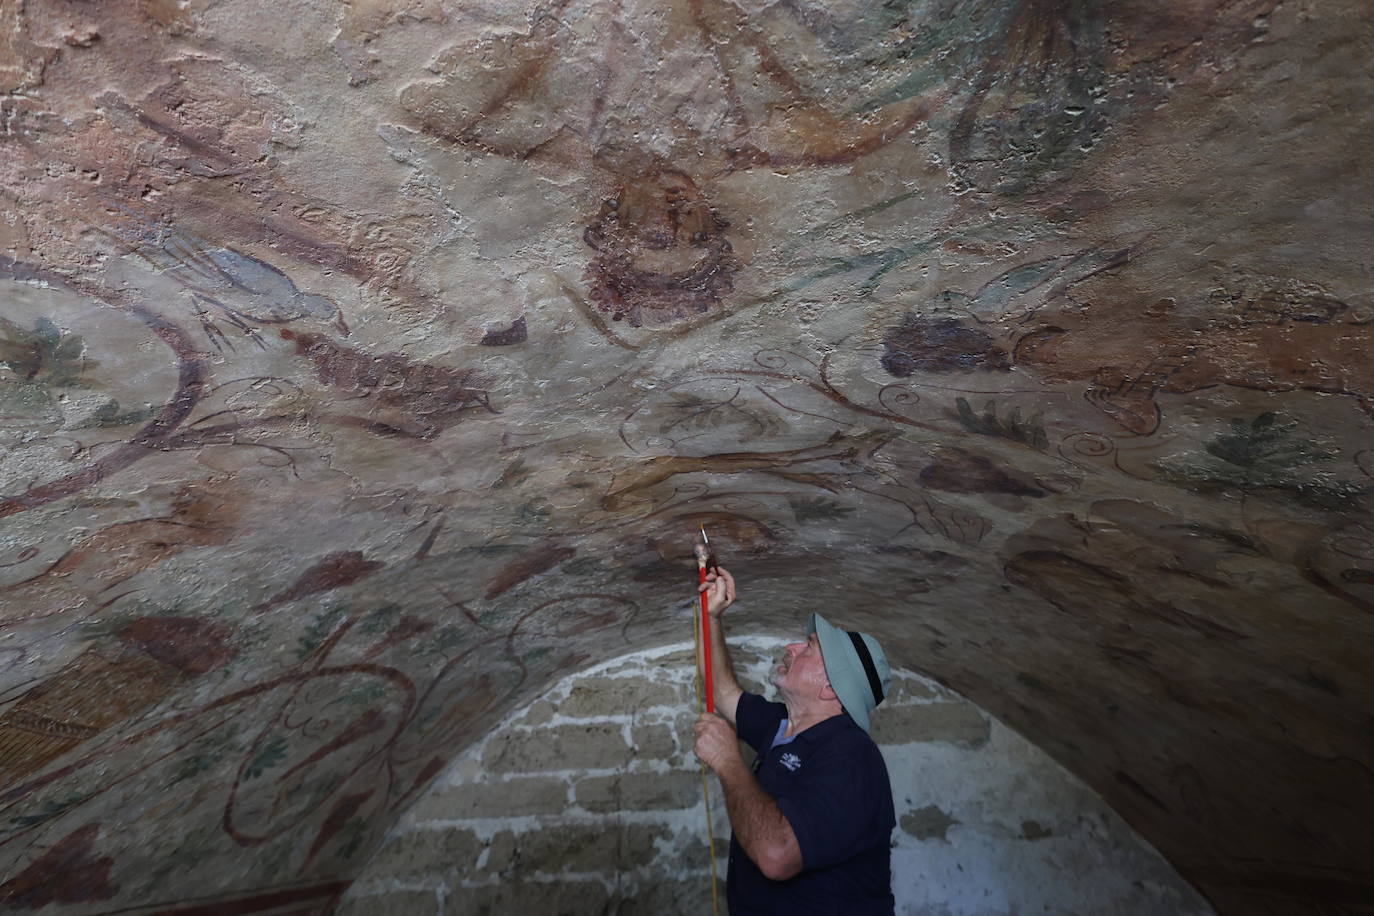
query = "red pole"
xmin=699 ymin=563 xmax=715 ymax=714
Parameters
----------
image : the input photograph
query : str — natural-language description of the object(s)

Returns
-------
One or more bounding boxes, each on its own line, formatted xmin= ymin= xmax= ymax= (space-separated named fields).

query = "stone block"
xmin=509 ymin=823 xmax=669 ymax=873
xmin=631 ymin=723 xmax=675 ymax=758
xmin=449 ymin=880 xmax=609 ymax=916
xmin=727 ymin=645 xmax=769 ymax=670
xmin=484 ymin=723 xmax=632 ymax=772
xmin=871 ymin=701 xmax=990 ymax=748
xmin=886 ymin=675 xmax=938 ymax=703
xmin=610 ymin=878 xmax=714 ymax=915
xmin=335 ymin=890 xmax=439 ymax=916
xmin=674 ymin=830 xmax=716 ymax=871
xmin=575 ymin=770 xmax=703 ymax=813
xmin=673 ymin=711 xmax=699 ymax=737
xmin=486 ymin=829 xmax=516 ymax=873
xmin=365 ymin=827 xmax=483 ymax=879
xmin=425 ymin=776 xmax=569 ymax=819
xmin=515 ymin=698 xmax=555 ymax=726
xmin=643 ymin=648 xmax=696 ymax=669
xmin=560 ymin=676 xmax=684 ymax=716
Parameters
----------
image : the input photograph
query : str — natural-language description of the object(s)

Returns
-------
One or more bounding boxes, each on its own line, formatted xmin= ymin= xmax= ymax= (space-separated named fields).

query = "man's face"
xmin=770 ymin=632 xmax=831 ymax=700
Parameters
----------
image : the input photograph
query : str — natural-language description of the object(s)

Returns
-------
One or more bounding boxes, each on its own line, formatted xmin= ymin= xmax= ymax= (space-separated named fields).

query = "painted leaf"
xmin=1154 ymin=412 xmax=1365 ymax=511
xmin=0 ymin=316 xmax=91 ymax=388
xmin=952 ymin=397 xmax=1048 ymax=450
xmin=245 ymin=735 xmax=288 ymax=780
xmin=789 ymin=496 xmax=855 ymax=523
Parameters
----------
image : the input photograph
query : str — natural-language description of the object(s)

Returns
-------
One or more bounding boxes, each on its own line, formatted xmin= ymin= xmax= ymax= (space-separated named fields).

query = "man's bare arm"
xmin=700 ymin=567 xmax=743 ymax=725
xmin=695 ymin=715 xmax=803 ymax=881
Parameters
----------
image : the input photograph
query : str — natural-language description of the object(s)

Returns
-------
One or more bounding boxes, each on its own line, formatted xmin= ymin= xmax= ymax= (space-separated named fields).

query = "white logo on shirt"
xmin=779 ymin=752 xmax=802 ymax=772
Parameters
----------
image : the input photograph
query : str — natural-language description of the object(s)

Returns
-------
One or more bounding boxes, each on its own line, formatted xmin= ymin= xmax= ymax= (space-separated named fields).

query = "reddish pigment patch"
xmin=0 ymin=824 xmax=118 ymax=907
xmin=881 ymin=316 xmax=1010 ymax=377
xmin=480 ymin=316 xmax=528 ymax=346
xmin=303 ymin=790 xmax=375 ymax=868
xmin=282 ymin=330 xmax=496 ymax=438
xmin=485 ymin=543 xmax=576 ymax=599
xmin=583 ymin=169 xmax=737 ymax=327
xmin=255 ymin=551 xmax=385 ymax=613
xmin=920 ymin=448 xmax=1046 ymax=498
xmin=119 ymin=616 xmax=235 ymax=676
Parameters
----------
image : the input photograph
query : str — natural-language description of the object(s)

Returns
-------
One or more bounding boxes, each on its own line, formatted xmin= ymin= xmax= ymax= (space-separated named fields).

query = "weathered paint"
xmin=0 ymin=1 xmax=1371 ymax=912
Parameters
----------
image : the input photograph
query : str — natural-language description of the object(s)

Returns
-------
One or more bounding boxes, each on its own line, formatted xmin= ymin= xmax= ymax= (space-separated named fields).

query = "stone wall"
xmin=339 ymin=638 xmax=1212 ymax=915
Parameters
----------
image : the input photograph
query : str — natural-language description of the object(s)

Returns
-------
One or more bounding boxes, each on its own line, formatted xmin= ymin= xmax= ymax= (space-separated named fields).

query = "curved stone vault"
xmin=0 ymin=1 xmax=1371 ymax=913
xmin=340 ymin=641 xmax=1214 ymax=915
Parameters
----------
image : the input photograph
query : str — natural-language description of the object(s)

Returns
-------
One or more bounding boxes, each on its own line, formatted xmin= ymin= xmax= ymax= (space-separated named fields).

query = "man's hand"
xmin=693 ymin=712 xmax=744 ymax=775
xmin=694 ymin=710 xmax=805 ymax=882
xmin=699 ymin=566 xmax=736 ymax=619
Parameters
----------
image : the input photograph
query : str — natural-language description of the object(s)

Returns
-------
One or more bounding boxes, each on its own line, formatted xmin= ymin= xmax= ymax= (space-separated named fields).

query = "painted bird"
xmin=100 ymin=207 xmax=350 ymax=350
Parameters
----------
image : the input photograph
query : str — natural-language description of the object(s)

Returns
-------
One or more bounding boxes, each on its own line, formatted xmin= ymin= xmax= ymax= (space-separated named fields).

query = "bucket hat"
xmin=809 ymin=612 xmax=891 ymax=733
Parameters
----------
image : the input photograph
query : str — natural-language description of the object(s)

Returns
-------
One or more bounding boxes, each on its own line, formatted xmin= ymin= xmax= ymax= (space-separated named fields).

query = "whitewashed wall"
xmin=340 ymin=638 xmax=1213 ymax=915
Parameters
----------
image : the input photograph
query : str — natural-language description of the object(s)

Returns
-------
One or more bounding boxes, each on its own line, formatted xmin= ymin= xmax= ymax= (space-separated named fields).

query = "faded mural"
xmin=0 ymin=0 xmax=1371 ymax=914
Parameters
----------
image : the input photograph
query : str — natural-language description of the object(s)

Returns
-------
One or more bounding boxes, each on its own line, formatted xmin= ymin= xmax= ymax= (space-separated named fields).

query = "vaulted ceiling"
xmin=1 ymin=1 xmax=1371 ymax=912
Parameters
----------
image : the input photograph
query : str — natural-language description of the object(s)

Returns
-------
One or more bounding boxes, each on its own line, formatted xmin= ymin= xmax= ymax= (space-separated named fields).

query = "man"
xmin=693 ymin=567 xmax=896 ymax=915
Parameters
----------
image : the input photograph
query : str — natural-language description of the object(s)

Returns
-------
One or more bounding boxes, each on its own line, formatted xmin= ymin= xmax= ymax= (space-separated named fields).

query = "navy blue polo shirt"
xmin=727 ymin=692 xmax=896 ymax=916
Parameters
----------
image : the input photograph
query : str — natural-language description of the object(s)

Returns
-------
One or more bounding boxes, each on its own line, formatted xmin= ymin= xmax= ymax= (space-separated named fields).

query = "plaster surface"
xmin=341 ymin=640 xmax=1212 ymax=915
xmin=0 ymin=1 xmax=1371 ymax=913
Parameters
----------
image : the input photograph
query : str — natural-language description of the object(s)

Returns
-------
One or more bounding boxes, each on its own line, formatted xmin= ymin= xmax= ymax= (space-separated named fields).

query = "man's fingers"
xmin=699 ymin=579 xmax=730 ymax=602
xmin=717 ymin=568 xmax=736 ymax=601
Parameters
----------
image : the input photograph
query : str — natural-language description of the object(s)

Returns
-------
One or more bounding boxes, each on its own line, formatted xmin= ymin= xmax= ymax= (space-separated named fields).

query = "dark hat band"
xmin=847 ymin=630 xmax=885 ymax=706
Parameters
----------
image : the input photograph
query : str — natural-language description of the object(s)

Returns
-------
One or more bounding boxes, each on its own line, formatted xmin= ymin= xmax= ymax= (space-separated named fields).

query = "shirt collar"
xmin=771 ymin=710 xmax=856 ymax=750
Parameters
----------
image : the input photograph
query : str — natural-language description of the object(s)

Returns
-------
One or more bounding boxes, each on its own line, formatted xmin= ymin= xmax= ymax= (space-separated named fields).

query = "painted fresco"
xmin=0 ymin=1 xmax=1371 ymax=913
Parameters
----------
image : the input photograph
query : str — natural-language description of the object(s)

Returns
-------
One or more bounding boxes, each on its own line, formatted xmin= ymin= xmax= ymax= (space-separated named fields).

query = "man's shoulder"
xmin=738 ymin=690 xmax=786 ymax=718
xmin=805 ymin=710 xmax=875 ymax=745
xmin=735 ymin=691 xmax=787 ymax=750
xmin=800 ymin=714 xmax=888 ymax=765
